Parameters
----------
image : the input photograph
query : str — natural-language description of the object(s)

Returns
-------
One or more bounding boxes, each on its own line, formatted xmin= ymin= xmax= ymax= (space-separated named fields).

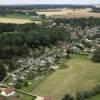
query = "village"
xmin=0 ymin=20 xmax=100 ymax=100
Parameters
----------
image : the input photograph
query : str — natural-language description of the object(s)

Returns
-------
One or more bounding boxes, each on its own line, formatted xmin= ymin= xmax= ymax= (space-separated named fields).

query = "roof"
xmin=3 ymin=88 xmax=14 ymax=95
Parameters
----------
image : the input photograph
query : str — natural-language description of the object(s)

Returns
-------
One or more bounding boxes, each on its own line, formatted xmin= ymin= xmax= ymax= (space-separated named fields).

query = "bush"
xmin=92 ymin=47 xmax=100 ymax=62
xmin=76 ymin=91 xmax=85 ymax=100
xmin=93 ymin=85 xmax=100 ymax=94
xmin=15 ymin=82 xmax=22 ymax=89
xmin=62 ymin=94 xmax=74 ymax=100
xmin=23 ymin=81 xmax=28 ymax=87
xmin=76 ymin=85 xmax=100 ymax=100
xmin=32 ymin=96 xmax=37 ymax=100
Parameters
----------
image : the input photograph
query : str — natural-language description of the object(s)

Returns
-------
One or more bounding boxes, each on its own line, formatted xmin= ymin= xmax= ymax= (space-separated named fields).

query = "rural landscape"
xmin=0 ymin=3 xmax=100 ymax=100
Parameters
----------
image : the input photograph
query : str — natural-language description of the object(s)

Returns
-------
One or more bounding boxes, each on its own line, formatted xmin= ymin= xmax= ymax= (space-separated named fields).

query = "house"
xmin=1 ymin=87 xmax=15 ymax=97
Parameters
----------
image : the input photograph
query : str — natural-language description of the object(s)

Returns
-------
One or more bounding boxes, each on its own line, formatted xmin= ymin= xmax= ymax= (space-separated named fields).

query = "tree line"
xmin=54 ymin=17 xmax=100 ymax=29
xmin=0 ymin=9 xmax=38 ymax=16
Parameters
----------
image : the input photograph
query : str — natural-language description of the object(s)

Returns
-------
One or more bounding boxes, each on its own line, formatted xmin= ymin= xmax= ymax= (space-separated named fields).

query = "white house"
xmin=1 ymin=87 xmax=15 ymax=97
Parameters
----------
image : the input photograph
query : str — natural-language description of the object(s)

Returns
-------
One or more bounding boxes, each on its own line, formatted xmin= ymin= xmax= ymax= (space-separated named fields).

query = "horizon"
xmin=0 ymin=0 xmax=100 ymax=5
xmin=0 ymin=3 xmax=100 ymax=6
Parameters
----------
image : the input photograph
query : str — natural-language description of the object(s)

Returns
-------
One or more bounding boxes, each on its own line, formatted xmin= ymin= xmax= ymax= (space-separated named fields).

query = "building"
xmin=1 ymin=87 xmax=15 ymax=97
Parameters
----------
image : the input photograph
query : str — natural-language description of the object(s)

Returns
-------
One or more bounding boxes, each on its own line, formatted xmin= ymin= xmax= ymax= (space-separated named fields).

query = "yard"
xmin=32 ymin=54 xmax=100 ymax=100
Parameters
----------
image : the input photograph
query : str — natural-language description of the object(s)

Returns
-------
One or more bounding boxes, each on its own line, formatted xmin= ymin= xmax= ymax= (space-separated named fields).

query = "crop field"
xmin=0 ymin=17 xmax=33 ymax=24
xmin=0 ymin=17 xmax=42 ymax=24
xmin=37 ymin=8 xmax=100 ymax=18
xmin=0 ymin=14 xmax=32 ymax=19
xmin=32 ymin=55 xmax=100 ymax=100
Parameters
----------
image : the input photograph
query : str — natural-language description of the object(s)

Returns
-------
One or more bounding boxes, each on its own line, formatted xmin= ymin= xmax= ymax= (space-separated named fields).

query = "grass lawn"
xmin=20 ymin=71 xmax=53 ymax=92
xmin=32 ymin=54 xmax=100 ymax=100
xmin=87 ymin=94 xmax=100 ymax=100
xmin=16 ymin=71 xmax=53 ymax=100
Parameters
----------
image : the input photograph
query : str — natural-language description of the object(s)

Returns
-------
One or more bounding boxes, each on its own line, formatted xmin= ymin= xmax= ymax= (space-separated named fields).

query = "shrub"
xmin=62 ymin=94 xmax=74 ymax=100
xmin=23 ymin=81 xmax=28 ymax=87
xmin=92 ymin=47 xmax=100 ymax=62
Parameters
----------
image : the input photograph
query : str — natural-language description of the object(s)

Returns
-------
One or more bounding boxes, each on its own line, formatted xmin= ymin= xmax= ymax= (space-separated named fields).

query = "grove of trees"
xmin=54 ymin=17 xmax=100 ymax=29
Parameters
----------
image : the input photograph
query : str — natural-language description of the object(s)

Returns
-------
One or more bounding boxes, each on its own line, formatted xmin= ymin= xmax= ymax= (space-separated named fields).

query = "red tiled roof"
xmin=3 ymin=88 xmax=14 ymax=95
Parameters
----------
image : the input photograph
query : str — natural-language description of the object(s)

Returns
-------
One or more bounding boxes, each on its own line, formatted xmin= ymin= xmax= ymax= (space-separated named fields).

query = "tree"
xmin=76 ymin=92 xmax=85 ymax=100
xmin=23 ymin=81 xmax=28 ymax=87
xmin=31 ymin=96 xmax=37 ymax=100
xmin=62 ymin=94 xmax=74 ymax=100
xmin=92 ymin=47 xmax=100 ymax=62
xmin=40 ymin=14 xmax=46 ymax=19
xmin=15 ymin=82 xmax=22 ymax=89
xmin=66 ymin=49 xmax=70 ymax=59
xmin=0 ymin=60 xmax=6 ymax=81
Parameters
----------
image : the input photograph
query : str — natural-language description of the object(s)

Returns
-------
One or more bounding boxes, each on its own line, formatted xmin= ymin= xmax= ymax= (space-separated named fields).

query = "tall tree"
xmin=92 ymin=47 xmax=100 ymax=62
xmin=0 ymin=60 xmax=6 ymax=81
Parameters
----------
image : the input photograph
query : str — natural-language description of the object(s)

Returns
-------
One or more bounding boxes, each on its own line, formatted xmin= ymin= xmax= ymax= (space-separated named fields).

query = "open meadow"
xmin=32 ymin=55 xmax=100 ymax=100
xmin=37 ymin=8 xmax=100 ymax=18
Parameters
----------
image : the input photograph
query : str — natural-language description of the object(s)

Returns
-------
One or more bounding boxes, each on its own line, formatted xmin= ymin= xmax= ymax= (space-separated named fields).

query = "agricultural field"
xmin=37 ymin=8 xmax=100 ymax=18
xmin=32 ymin=54 xmax=100 ymax=100
xmin=0 ymin=14 xmax=42 ymax=24
xmin=0 ymin=17 xmax=42 ymax=24
xmin=0 ymin=14 xmax=32 ymax=19
xmin=0 ymin=18 xmax=33 ymax=24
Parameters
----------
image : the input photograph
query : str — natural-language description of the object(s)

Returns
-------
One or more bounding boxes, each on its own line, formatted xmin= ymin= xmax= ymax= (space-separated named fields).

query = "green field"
xmin=0 ymin=14 xmax=32 ymax=19
xmin=0 ymin=14 xmax=42 ymax=24
xmin=32 ymin=55 xmax=100 ymax=100
xmin=88 ymin=94 xmax=100 ymax=100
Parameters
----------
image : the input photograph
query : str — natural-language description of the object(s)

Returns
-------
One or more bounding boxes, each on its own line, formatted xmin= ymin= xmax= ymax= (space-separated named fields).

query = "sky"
xmin=0 ymin=0 xmax=100 ymax=5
